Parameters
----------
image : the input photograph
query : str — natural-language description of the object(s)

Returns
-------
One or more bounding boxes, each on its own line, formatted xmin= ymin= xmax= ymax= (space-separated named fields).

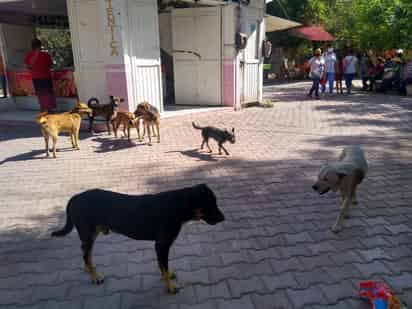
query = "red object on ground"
xmin=290 ymin=26 xmax=335 ymax=41
xmin=359 ymin=281 xmax=401 ymax=309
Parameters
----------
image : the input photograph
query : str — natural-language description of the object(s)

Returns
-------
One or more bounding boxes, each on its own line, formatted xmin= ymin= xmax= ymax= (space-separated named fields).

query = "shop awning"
xmin=265 ymin=15 xmax=301 ymax=32
xmin=0 ymin=0 xmax=67 ymax=16
xmin=289 ymin=26 xmax=335 ymax=41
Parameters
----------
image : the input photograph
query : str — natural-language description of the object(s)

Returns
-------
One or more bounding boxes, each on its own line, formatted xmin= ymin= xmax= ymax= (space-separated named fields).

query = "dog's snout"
xmin=312 ymin=185 xmax=318 ymax=191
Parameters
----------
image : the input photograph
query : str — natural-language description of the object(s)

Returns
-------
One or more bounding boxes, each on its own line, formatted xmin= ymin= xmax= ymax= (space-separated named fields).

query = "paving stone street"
xmin=0 ymin=82 xmax=411 ymax=308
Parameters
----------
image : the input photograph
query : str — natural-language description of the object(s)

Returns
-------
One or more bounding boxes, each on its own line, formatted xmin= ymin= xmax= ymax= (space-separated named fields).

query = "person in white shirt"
xmin=322 ymin=46 xmax=337 ymax=94
xmin=343 ymin=49 xmax=358 ymax=94
xmin=307 ymin=48 xmax=325 ymax=99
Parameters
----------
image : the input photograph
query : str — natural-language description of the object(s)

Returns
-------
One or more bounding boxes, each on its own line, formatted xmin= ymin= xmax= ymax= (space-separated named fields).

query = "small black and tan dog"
xmin=192 ymin=122 xmax=235 ymax=155
xmin=51 ymin=184 xmax=224 ymax=294
xmin=87 ymin=96 xmax=124 ymax=134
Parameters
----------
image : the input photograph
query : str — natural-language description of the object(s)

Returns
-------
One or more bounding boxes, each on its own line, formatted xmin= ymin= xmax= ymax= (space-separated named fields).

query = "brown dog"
xmin=134 ymin=102 xmax=160 ymax=145
xmin=36 ymin=111 xmax=82 ymax=159
xmin=87 ymin=96 xmax=123 ymax=134
xmin=112 ymin=111 xmax=137 ymax=141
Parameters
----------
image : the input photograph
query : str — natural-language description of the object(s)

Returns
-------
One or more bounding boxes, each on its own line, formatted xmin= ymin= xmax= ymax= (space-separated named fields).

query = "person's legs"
xmin=314 ymin=77 xmax=320 ymax=98
xmin=309 ymin=77 xmax=320 ymax=97
xmin=328 ymin=72 xmax=334 ymax=93
xmin=309 ymin=78 xmax=315 ymax=96
xmin=345 ymin=74 xmax=354 ymax=94
xmin=344 ymin=74 xmax=350 ymax=93
xmin=0 ymin=75 xmax=7 ymax=98
xmin=369 ymin=77 xmax=375 ymax=91
xmin=349 ymin=73 xmax=355 ymax=93
xmin=362 ymin=77 xmax=368 ymax=90
xmin=33 ymin=79 xmax=56 ymax=113
xmin=321 ymin=82 xmax=326 ymax=94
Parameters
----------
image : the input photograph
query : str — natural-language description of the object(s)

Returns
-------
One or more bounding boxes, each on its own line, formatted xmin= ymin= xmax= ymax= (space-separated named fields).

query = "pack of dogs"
xmin=36 ymin=96 xmax=369 ymax=295
xmin=36 ymin=95 xmax=235 ymax=157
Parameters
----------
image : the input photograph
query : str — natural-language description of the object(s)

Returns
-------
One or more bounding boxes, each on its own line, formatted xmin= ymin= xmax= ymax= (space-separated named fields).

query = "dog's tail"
xmin=192 ymin=122 xmax=203 ymax=130
xmin=87 ymin=97 xmax=100 ymax=108
xmin=51 ymin=200 xmax=74 ymax=237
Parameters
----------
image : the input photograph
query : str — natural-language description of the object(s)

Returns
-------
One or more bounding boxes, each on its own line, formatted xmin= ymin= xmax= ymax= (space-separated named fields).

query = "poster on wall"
xmin=6 ymin=70 xmax=78 ymax=97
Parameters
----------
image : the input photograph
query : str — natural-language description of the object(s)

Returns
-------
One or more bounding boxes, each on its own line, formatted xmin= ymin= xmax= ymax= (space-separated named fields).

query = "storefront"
xmin=0 ymin=0 xmax=268 ymax=115
xmin=0 ymin=5 xmax=78 ymax=111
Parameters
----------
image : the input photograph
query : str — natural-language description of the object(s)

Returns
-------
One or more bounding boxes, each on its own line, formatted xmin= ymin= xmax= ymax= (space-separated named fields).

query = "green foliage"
xmin=36 ymin=28 xmax=74 ymax=69
xmin=266 ymin=0 xmax=412 ymax=50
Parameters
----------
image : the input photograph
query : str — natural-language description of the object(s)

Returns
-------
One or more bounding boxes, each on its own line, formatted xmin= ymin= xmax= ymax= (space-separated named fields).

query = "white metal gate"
xmin=171 ymin=7 xmax=222 ymax=106
xmin=124 ymin=0 xmax=163 ymax=112
xmin=240 ymin=16 xmax=262 ymax=104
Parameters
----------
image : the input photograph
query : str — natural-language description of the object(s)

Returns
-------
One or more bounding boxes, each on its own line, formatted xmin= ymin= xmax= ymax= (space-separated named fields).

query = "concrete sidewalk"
xmin=0 ymin=81 xmax=411 ymax=308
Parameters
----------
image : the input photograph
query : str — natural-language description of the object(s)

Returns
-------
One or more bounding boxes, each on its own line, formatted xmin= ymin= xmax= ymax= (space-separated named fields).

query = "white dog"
xmin=313 ymin=146 xmax=368 ymax=233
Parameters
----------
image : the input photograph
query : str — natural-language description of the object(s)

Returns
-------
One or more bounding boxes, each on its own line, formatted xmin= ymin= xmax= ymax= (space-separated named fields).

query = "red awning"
xmin=290 ymin=26 xmax=335 ymax=41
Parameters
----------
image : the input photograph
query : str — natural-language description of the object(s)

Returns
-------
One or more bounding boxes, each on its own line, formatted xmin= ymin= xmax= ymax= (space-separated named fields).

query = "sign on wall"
xmin=106 ymin=0 xmax=119 ymax=56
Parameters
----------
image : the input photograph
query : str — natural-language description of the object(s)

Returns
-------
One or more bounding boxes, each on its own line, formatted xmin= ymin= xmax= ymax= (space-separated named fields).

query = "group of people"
xmin=307 ymin=46 xmax=358 ymax=99
xmin=307 ymin=46 xmax=409 ymax=99
xmin=360 ymin=49 xmax=408 ymax=95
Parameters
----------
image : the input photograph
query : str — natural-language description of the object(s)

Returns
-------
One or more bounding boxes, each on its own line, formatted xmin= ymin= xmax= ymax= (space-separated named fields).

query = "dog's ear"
xmin=119 ymin=98 xmax=125 ymax=103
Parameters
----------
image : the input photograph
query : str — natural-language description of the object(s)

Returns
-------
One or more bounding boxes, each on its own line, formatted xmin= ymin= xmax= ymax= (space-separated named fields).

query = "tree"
xmin=266 ymin=0 xmax=412 ymax=50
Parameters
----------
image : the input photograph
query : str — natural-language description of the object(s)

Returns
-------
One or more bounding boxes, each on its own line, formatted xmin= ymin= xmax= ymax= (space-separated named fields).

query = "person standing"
xmin=359 ymin=52 xmax=370 ymax=90
xmin=307 ymin=48 xmax=325 ymax=99
xmin=24 ymin=38 xmax=56 ymax=113
xmin=335 ymin=54 xmax=344 ymax=94
xmin=343 ymin=49 xmax=358 ymax=94
xmin=322 ymin=46 xmax=337 ymax=94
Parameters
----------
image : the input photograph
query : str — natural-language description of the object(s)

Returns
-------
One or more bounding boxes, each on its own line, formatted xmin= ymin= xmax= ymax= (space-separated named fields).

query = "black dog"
xmin=192 ymin=122 xmax=235 ymax=155
xmin=51 ymin=184 xmax=224 ymax=293
xmin=87 ymin=96 xmax=123 ymax=134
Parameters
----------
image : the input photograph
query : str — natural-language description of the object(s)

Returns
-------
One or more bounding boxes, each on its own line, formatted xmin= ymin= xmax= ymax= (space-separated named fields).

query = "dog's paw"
xmin=331 ymin=225 xmax=342 ymax=233
xmin=166 ymin=283 xmax=179 ymax=294
xmin=91 ymin=274 xmax=105 ymax=285
xmin=168 ymin=271 xmax=177 ymax=280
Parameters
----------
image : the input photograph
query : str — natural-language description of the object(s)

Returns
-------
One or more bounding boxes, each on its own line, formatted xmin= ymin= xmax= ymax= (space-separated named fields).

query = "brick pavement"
xmin=0 ymin=81 xmax=411 ymax=308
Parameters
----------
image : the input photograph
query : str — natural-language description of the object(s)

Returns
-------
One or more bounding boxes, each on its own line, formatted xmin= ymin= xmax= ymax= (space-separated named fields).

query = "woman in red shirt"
xmin=24 ymin=38 xmax=56 ymax=112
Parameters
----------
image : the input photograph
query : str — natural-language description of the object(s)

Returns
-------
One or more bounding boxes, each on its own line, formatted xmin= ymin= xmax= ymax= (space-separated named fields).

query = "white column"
xmin=67 ymin=0 xmax=129 ymax=110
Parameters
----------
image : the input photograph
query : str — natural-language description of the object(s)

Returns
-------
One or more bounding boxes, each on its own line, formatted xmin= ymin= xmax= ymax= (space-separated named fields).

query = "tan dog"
xmin=36 ymin=111 xmax=82 ymax=159
xmin=113 ymin=111 xmax=138 ymax=141
xmin=134 ymin=102 xmax=160 ymax=145
xmin=312 ymin=146 xmax=368 ymax=233
xmin=71 ymin=101 xmax=92 ymax=117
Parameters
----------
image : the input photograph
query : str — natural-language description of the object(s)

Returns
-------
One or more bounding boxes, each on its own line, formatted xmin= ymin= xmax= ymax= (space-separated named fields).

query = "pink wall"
xmin=223 ymin=58 xmax=236 ymax=107
xmin=105 ymin=64 xmax=129 ymax=111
